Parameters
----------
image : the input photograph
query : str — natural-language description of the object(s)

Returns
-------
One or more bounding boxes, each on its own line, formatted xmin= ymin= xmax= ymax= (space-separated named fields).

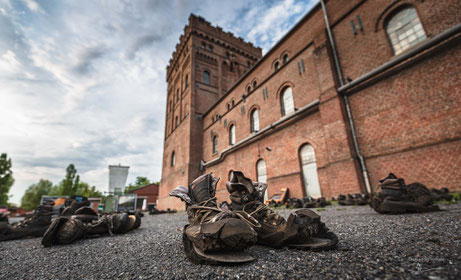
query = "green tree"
xmin=20 ymin=179 xmax=53 ymax=210
xmin=61 ymin=164 xmax=79 ymax=196
xmin=75 ymin=182 xmax=103 ymax=197
xmin=0 ymin=153 xmax=14 ymax=205
xmin=125 ymin=176 xmax=151 ymax=193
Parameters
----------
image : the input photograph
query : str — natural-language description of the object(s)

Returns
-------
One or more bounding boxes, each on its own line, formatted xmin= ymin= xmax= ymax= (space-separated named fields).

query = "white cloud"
xmin=22 ymin=0 xmax=45 ymax=14
xmin=0 ymin=0 xmax=316 ymax=205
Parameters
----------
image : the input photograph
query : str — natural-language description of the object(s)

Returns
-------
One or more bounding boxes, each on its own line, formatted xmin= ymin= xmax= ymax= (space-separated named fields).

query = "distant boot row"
xmin=0 ymin=205 xmax=53 ymax=242
xmin=170 ymin=171 xmax=338 ymax=265
xmin=371 ymin=173 xmax=440 ymax=214
xmin=42 ymin=205 xmax=141 ymax=247
xmin=337 ymin=194 xmax=371 ymax=206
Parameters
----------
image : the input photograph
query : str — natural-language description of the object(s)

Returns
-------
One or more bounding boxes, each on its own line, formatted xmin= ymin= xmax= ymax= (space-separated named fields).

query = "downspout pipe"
xmin=320 ymin=0 xmax=372 ymax=193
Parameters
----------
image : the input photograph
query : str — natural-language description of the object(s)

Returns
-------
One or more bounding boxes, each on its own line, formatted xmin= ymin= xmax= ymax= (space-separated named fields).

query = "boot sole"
xmin=182 ymin=225 xmax=254 ymax=265
xmin=379 ymin=199 xmax=440 ymax=214
xmin=287 ymin=231 xmax=339 ymax=251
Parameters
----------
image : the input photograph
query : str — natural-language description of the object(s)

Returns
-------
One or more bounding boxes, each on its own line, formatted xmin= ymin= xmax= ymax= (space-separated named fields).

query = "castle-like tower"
xmin=157 ymin=14 xmax=262 ymax=210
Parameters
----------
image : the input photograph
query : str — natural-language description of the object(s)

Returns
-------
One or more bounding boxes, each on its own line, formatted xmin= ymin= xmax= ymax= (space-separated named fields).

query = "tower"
xmin=157 ymin=14 xmax=262 ymax=210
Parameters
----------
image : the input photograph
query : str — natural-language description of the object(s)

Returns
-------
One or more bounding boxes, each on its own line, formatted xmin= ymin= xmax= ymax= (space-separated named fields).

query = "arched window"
xmin=385 ymin=6 xmax=426 ymax=55
xmin=274 ymin=61 xmax=280 ymax=71
xmin=185 ymin=75 xmax=189 ymax=88
xmin=229 ymin=124 xmax=235 ymax=145
xmin=203 ymin=71 xmax=210 ymax=85
xmin=256 ymin=159 xmax=267 ymax=202
xmin=256 ymin=159 xmax=267 ymax=183
xmin=283 ymin=54 xmax=289 ymax=64
xmin=212 ymin=135 xmax=218 ymax=154
xmin=171 ymin=151 xmax=175 ymax=167
xmin=299 ymin=144 xmax=321 ymax=198
xmin=227 ymin=103 xmax=230 ymax=111
xmin=253 ymin=81 xmax=257 ymax=88
xmin=231 ymin=99 xmax=235 ymax=107
xmin=251 ymin=108 xmax=259 ymax=132
xmin=175 ymin=116 xmax=178 ymax=127
xmin=281 ymin=87 xmax=294 ymax=116
xmin=247 ymin=86 xmax=251 ymax=94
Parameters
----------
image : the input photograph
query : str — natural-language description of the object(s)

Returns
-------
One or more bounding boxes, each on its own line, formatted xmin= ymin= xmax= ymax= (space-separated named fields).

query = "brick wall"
xmin=158 ymin=1 xmax=461 ymax=209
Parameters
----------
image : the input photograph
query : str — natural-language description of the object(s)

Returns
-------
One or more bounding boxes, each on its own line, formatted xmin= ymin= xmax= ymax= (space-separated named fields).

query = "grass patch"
xmin=316 ymin=208 xmax=326 ymax=211
xmin=451 ymin=192 xmax=461 ymax=201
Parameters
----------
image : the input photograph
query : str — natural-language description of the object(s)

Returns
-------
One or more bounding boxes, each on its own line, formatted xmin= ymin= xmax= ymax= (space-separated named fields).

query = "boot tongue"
xmin=227 ymin=171 xmax=258 ymax=205
xmin=189 ymin=173 xmax=216 ymax=204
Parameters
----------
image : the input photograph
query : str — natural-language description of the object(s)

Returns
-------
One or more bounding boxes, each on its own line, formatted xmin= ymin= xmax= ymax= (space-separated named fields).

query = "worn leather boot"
xmin=1 ymin=205 xmax=53 ymax=242
xmin=227 ymin=171 xmax=338 ymax=251
xmin=371 ymin=173 xmax=440 ymax=214
xmin=170 ymin=173 xmax=258 ymax=264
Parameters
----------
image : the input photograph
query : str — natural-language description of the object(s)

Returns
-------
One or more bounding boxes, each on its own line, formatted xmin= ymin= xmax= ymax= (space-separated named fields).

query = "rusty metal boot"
xmin=227 ymin=171 xmax=338 ymax=250
xmin=371 ymin=173 xmax=440 ymax=214
xmin=0 ymin=205 xmax=53 ymax=242
xmin=170 ymin=173 xmax=258 ymax=264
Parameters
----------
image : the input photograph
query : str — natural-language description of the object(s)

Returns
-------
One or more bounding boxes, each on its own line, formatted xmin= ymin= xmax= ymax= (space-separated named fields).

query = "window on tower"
xmin=203 ymin=71 xmax=210 ymax=85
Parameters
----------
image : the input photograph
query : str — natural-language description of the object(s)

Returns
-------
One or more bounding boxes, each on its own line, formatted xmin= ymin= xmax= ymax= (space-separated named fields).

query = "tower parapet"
xmin=166 ymin=14 xmax=262 ymax=81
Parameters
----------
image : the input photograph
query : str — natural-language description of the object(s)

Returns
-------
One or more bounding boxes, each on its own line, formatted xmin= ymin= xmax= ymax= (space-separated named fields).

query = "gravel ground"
xmin=1 ymin=203 xmax=461 ymax=280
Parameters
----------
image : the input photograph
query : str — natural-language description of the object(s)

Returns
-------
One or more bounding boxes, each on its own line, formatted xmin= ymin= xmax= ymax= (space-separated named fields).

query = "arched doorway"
xmin=256 ymin=159 xmax=267 ymax=202
xmin=299 ymin=144 xmax=321 ymax=198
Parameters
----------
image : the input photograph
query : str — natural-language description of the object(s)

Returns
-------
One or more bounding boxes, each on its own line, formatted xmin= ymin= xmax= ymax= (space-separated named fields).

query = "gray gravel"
xmin=1 ymin=203 xmax=461 ymax=279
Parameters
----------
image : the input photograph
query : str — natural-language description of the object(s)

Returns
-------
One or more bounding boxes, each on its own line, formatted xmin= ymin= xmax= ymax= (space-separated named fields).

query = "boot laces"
xmin=243 ymin=201 xmax=281 ymax=226
xmin=189 ymin=197 xmax=260 ymax=228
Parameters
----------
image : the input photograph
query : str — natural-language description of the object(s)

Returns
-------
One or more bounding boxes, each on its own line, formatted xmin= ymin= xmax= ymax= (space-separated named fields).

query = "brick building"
xmin=157 ymin=0 xmax=461 ymax=210
xmin=128 ymin=183 xmax=159 ymax=207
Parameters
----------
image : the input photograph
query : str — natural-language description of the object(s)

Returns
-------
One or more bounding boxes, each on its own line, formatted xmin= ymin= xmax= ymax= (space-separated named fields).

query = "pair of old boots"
xmin=371 ymin=173 xmax=440 ymax=214
xmin=42 ymin=198 xmax=141 ymax=247
xmin=170 ymin=171 xmax=338 ymax=264
xmin=0 ymin=205 xmax=54 ymax=242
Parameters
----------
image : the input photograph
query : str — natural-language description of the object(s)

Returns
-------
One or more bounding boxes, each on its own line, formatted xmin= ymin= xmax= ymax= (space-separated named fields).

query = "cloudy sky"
xmin=0 ymin=0 xmax=317 ymax=204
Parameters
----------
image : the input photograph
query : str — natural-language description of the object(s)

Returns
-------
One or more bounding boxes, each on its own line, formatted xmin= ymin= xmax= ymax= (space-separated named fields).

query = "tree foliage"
xmin=0 ymin=153 xmax=14 ymax=205
xmin=125 ymin=176 xmax=151 ymax=193
xmin=20 ymin=179 xmax=53 ymax=210
xmin=60 ymin=164 xmax=79 ymax=196
xmin=20 ymin=164 xmax=103 ymax=210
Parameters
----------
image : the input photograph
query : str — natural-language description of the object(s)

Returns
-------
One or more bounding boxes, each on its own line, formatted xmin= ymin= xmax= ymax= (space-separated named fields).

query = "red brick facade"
xmin=157 ymin=0 xmax=461 ymax=210
xmin=128 ymin=183 xmax=159 ymax=206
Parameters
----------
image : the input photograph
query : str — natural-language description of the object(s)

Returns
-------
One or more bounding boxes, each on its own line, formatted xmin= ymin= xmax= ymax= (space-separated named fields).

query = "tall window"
xmin=256 ymin=159 xmax=267 ymax=184
xmin=175 ymin=116 xmax=178 ymax=127
xmin=171 ymin=151 xmax=175 ymax=167
xmin=253 ymin=81 xmax=257 ymax=88
xmin=274 ymin=61 xmax=280 ymax=71
xmin=256 ymin=159 xmax=267 ymax=202
xmin=176 ymin=90 xmax=179 ymax=102
xmin=281 ymin=87 xmax=294 ymax=116
xmin=185 ymin=75 xmax=189 ymax=88
xmin=203 ymin=71 xmax=210 ymax=85
xmin=247 ymin=86 xmax=251 ymax=94
xmin=251 ymin=109 xmax=259 ymax=132
xmin=212 ymin=135 xmax=218 ymax=154
xmin=385 ymin=6 xmax=426 ymax=55
xmin=229 ymin=124 xmax=235 ymax=145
